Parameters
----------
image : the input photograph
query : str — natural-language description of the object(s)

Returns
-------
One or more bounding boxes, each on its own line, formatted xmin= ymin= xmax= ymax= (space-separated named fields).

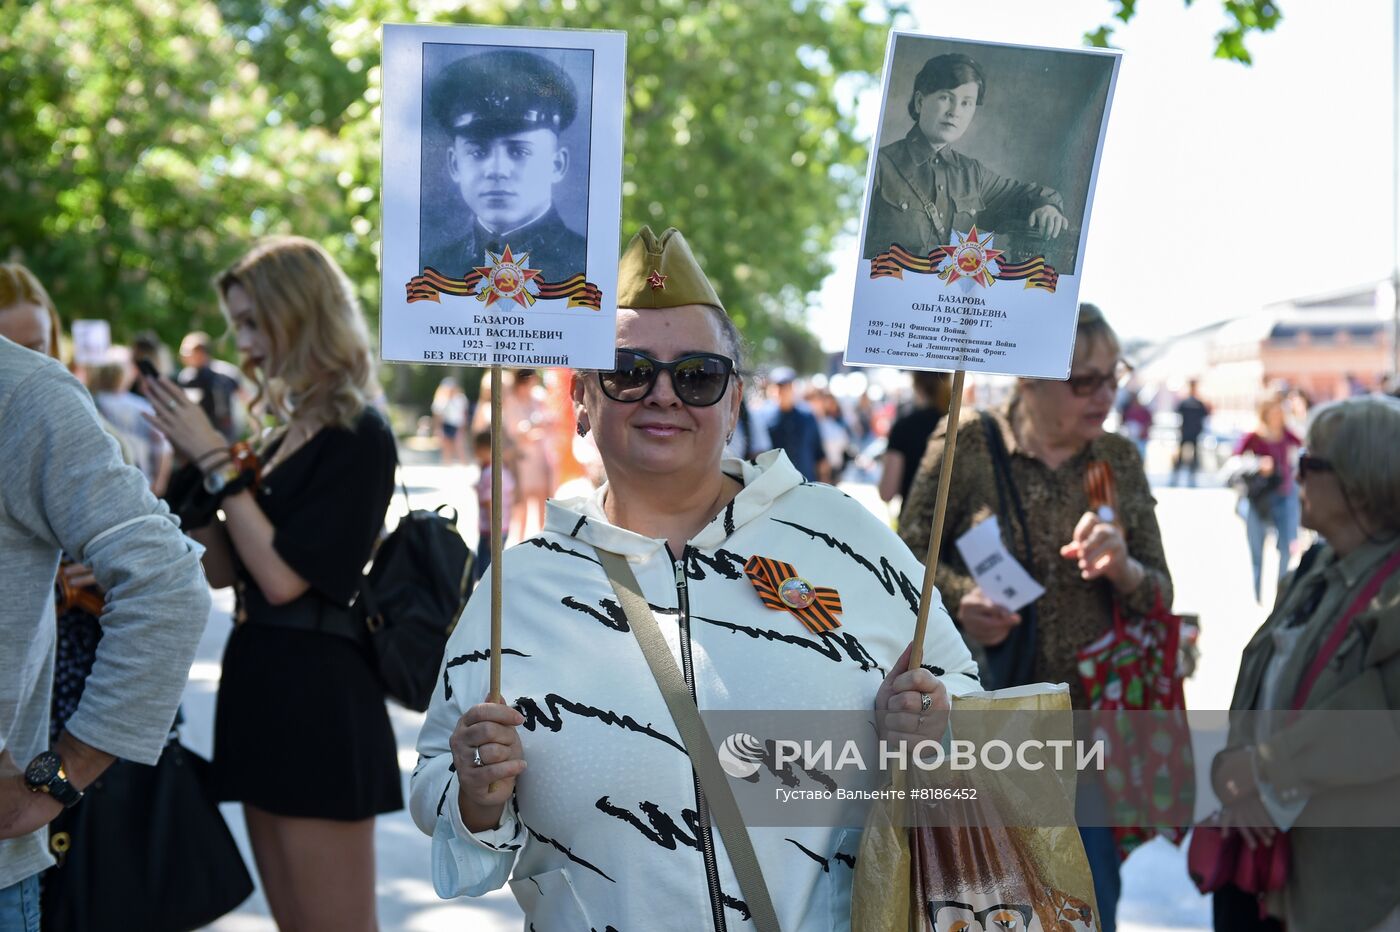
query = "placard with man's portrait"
xmin=381 ymin=24 xmax=625 ymax=369
xmin=845 ymin=34 xmax=1119 ymax=380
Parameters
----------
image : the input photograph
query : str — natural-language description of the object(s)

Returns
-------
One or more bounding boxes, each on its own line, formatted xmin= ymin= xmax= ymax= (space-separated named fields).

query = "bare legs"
xmin=244 ymin=804 xmax=379 ymax=932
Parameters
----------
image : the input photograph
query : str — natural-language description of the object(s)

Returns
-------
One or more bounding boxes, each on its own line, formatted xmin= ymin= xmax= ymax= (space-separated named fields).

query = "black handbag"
xmin=977 ymin=411 xmax=1038 ymax=689
xmin=40 ymin=739 xmax=253 ymax=932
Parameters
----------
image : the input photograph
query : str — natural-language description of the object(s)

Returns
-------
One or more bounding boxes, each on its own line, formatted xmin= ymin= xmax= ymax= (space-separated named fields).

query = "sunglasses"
xmin=1066 ymin=361 xmax=1133 ymax=397
xmin=1298 ymin=452 xmax=1333 ymax=481
xmin=598 ymin=349 xmax=736 ymax=407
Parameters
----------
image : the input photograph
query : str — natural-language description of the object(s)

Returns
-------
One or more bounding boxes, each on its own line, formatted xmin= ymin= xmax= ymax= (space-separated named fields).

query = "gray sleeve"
xmin=0 ymin=366 xmax=211 ymax=764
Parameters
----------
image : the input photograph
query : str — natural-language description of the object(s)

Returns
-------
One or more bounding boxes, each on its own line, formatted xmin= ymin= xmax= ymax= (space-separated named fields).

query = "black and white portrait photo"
xmin=861 ymin=36 xmax=1115 ymax=275
xmin=418 ymin=43 xmax=594 ymax=282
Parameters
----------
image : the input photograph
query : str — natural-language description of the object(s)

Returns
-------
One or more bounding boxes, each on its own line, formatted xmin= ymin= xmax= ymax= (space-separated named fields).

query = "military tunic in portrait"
xmin=421 ymin=207 xmax=587 ymax=283
xmin=862 ymin=128 xmax=1064 ymax=260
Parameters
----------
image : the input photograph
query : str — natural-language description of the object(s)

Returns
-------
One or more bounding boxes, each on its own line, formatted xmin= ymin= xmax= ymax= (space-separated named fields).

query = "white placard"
xmin=954 ymin=516 xmax=1045 ymax=612
xmin=844 ymin=33 xmax=1120 ymax=379
xmin=380 ymin=23 xmax=626 ymax=369
xmin=70 ymin=319 xmax=111 ymax=366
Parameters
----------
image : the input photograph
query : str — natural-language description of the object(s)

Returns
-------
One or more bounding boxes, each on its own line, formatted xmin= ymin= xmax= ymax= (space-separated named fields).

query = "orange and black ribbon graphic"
xmin=744 ymin=555 xmax=842 ymax=635
xmin=869 ymin=244 xmax=1058 ymax=293
xmin=994 ymin=256 xmax=1059 ymax=292
xmin=405 ymin=267 xmax=603 ymax=309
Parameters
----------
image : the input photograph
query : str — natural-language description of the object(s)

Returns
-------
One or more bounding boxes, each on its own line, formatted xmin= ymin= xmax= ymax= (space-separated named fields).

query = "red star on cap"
xmin=647 ymin=269 xmax=667 ymax=291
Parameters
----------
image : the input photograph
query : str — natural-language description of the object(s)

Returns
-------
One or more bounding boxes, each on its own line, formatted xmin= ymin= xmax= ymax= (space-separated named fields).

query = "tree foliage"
xmin=1087 ymin=0 xmax=1283 ymax=64
xmin=1 ymin=0 xmax=1282 ymax=381
xmin=1 ymin=0 xmax=896 ymax=372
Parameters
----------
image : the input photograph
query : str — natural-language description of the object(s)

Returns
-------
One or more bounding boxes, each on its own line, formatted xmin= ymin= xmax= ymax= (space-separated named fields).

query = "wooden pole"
xmin=488 ymin=364 xmax=505 ymax=704
xmin=908 ymin=369 xmax=966 ymax=670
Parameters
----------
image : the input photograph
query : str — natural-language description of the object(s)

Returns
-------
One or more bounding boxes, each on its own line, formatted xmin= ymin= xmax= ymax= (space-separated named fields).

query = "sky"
xmin=812 ymin=0 xmax=1398 ymax=348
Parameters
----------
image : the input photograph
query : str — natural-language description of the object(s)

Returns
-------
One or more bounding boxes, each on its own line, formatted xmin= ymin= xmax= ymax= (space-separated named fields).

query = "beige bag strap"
xmin=596 ymin=548 xmax=782 ymax=932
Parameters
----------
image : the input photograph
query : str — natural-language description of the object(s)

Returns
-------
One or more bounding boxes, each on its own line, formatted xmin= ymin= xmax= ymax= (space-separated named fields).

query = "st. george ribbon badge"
xmin=744 ymin=555 xmax=842 ymax=634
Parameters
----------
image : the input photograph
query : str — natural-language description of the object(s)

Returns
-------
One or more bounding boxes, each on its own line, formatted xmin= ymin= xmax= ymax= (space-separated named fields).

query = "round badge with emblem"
xmin=777 ymin=576 xmax=817 ymax=610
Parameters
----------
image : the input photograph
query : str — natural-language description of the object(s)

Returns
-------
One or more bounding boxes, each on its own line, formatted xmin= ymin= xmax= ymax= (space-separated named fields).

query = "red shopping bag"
xmin=1076 ymin=593 xmax=1195 ymax=859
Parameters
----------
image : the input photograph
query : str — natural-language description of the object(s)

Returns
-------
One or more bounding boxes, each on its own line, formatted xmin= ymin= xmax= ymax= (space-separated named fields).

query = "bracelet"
xmin=195 ymin=448 xmax=230 ymax=465
xmin=229 ymin=441 xmax=261 ymax=483
xmin=201 ymin=456 xmax=235 ymax=478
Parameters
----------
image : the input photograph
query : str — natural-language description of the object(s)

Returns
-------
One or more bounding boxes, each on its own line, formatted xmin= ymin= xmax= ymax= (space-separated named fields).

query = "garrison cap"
xmin=431 ymin=50 xmax=578 ymax=140
xmin=617 ymin=226 xmax=724 ymax=312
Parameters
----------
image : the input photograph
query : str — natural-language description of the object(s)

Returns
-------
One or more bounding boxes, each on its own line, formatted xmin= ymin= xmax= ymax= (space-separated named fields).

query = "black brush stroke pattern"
xmin=525 ymin=824 xmax=617 ymax=882
xmin=515 ymin=693 xmax=685 ymax=754
xmin=785 ymin=837 xmax=856 ymax=872
xmin=442 ymin=648 xmax=530 ymax=700
xmin=684 ymin=547 xmax=748 ymax=581
xmin=693 ymin=612 xmax=885 ymax=674
xmin=772 ymin=518 xmax=921 ymax=613
xmin=757 ymin=742 xmax=840 ymax=792
xmin=524 ymin=537 xmax=601 ymax=564
xmin=595 ymin=796 xmax=702 ymax=852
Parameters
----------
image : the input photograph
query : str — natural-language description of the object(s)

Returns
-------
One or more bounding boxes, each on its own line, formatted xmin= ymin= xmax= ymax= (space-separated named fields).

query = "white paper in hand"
xmin=954 ymin=516 xmax=1045 ymax=613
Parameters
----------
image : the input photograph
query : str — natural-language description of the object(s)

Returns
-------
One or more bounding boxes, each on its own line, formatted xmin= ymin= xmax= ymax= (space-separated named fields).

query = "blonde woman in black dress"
xmin=147 ymin=237 xmax=398 ymax=931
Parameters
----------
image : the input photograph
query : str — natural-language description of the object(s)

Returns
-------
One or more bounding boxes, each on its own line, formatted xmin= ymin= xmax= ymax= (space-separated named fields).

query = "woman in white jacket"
xmin=410 ymin=227 xmax=980 ymax=931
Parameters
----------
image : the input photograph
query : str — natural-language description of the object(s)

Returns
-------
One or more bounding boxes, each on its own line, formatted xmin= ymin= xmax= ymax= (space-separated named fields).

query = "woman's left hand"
xmin=141 ymin=374 xmax=227 ymax=463
xmin=876 ymin=641 xmax=950 ymax=745
xmin=1060 ymin=511 xmax=1141 ymax=591
xmin=1221 ymin=795 xmax=1278 ymax=850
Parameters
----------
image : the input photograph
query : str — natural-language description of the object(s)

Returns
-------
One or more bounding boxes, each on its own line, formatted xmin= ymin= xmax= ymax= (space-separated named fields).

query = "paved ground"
xmin=194 ymin=452 xmax=1282 ymax=931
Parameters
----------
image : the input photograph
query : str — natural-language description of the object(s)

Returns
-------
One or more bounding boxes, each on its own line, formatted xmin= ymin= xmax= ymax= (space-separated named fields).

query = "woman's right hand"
xmin=956 ymin=587 xmax=1022 ymax=647
xmin=1258 ymin=455 xmax=1275 ymax=476
xmin=450 ymin=700 xmax=527 ymax=833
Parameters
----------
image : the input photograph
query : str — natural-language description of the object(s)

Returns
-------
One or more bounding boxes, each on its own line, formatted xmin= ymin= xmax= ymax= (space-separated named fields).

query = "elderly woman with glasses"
xmin=1209 ymin=395 xmax=1400 ymax=932
xmin=898 ymin=303 xmax=1173 ymax=932
xmin=410 ymin=227 xmax=981 ymax=931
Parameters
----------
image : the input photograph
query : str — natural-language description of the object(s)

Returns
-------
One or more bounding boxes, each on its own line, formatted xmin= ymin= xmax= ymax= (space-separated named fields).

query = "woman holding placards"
xmin=899 ymin=303 xmax=1172 ymax=932
xmin=411 ymin=227 xmax=981 ymax=931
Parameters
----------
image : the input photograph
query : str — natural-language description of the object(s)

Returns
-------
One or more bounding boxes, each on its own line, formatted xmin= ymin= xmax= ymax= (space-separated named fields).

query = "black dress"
xmin=213 ymin=408 xmax=402 ymax=820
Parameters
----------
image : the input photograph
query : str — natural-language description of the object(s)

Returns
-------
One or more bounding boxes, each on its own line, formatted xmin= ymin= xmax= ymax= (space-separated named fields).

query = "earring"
xmin=577 ymin=422 xmax=589 ymax=437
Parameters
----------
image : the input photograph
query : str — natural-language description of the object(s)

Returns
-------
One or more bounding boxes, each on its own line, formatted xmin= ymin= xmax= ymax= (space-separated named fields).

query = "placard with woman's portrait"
xmin=845 ymin=34 xmax=1119 ymax=379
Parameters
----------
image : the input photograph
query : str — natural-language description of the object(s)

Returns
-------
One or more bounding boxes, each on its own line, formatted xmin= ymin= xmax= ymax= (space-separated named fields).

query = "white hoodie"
xmin=411 ymin=450 xmax=980 ymax=931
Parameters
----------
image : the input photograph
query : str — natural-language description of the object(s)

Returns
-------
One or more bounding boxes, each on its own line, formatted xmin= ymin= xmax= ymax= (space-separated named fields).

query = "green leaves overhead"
xmin=2 ymin=0 xmax=895 ymax=365
xmin=1086 ymin=0 xmax=1283 ymax=64
xmin=2 ymin=0 xmax=1282 ymax=371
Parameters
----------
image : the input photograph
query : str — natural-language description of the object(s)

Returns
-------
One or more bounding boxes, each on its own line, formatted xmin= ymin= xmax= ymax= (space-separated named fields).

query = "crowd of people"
xmin=3 ymin=228 xmax=1399 ymax=932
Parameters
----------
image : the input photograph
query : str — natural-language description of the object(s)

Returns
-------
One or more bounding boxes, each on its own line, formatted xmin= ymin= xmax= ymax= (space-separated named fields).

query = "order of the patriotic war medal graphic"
xmin=474 ymin=246 xmax=542 ymax=308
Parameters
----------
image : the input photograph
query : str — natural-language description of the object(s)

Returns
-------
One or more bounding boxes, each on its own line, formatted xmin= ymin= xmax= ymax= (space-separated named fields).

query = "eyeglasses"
xmin=1298 ymin=452 xmax=1333 ymax=482
xmin=598 ymin=349 xmax=736 ymax=407
xmin=1066 ymin=361 xmax=1133 ymax=397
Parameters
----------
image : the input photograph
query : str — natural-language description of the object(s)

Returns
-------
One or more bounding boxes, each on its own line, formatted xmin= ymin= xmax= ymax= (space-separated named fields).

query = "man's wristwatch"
xmin=24 ymin=750 xmax=83 ymax=807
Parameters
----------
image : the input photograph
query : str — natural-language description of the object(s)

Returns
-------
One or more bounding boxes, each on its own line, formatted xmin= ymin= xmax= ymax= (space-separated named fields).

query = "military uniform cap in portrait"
xmin=429 ymin=49 xmax=579 ymax=140
xmin=419 ymin=44 xmax=592 ymax=283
